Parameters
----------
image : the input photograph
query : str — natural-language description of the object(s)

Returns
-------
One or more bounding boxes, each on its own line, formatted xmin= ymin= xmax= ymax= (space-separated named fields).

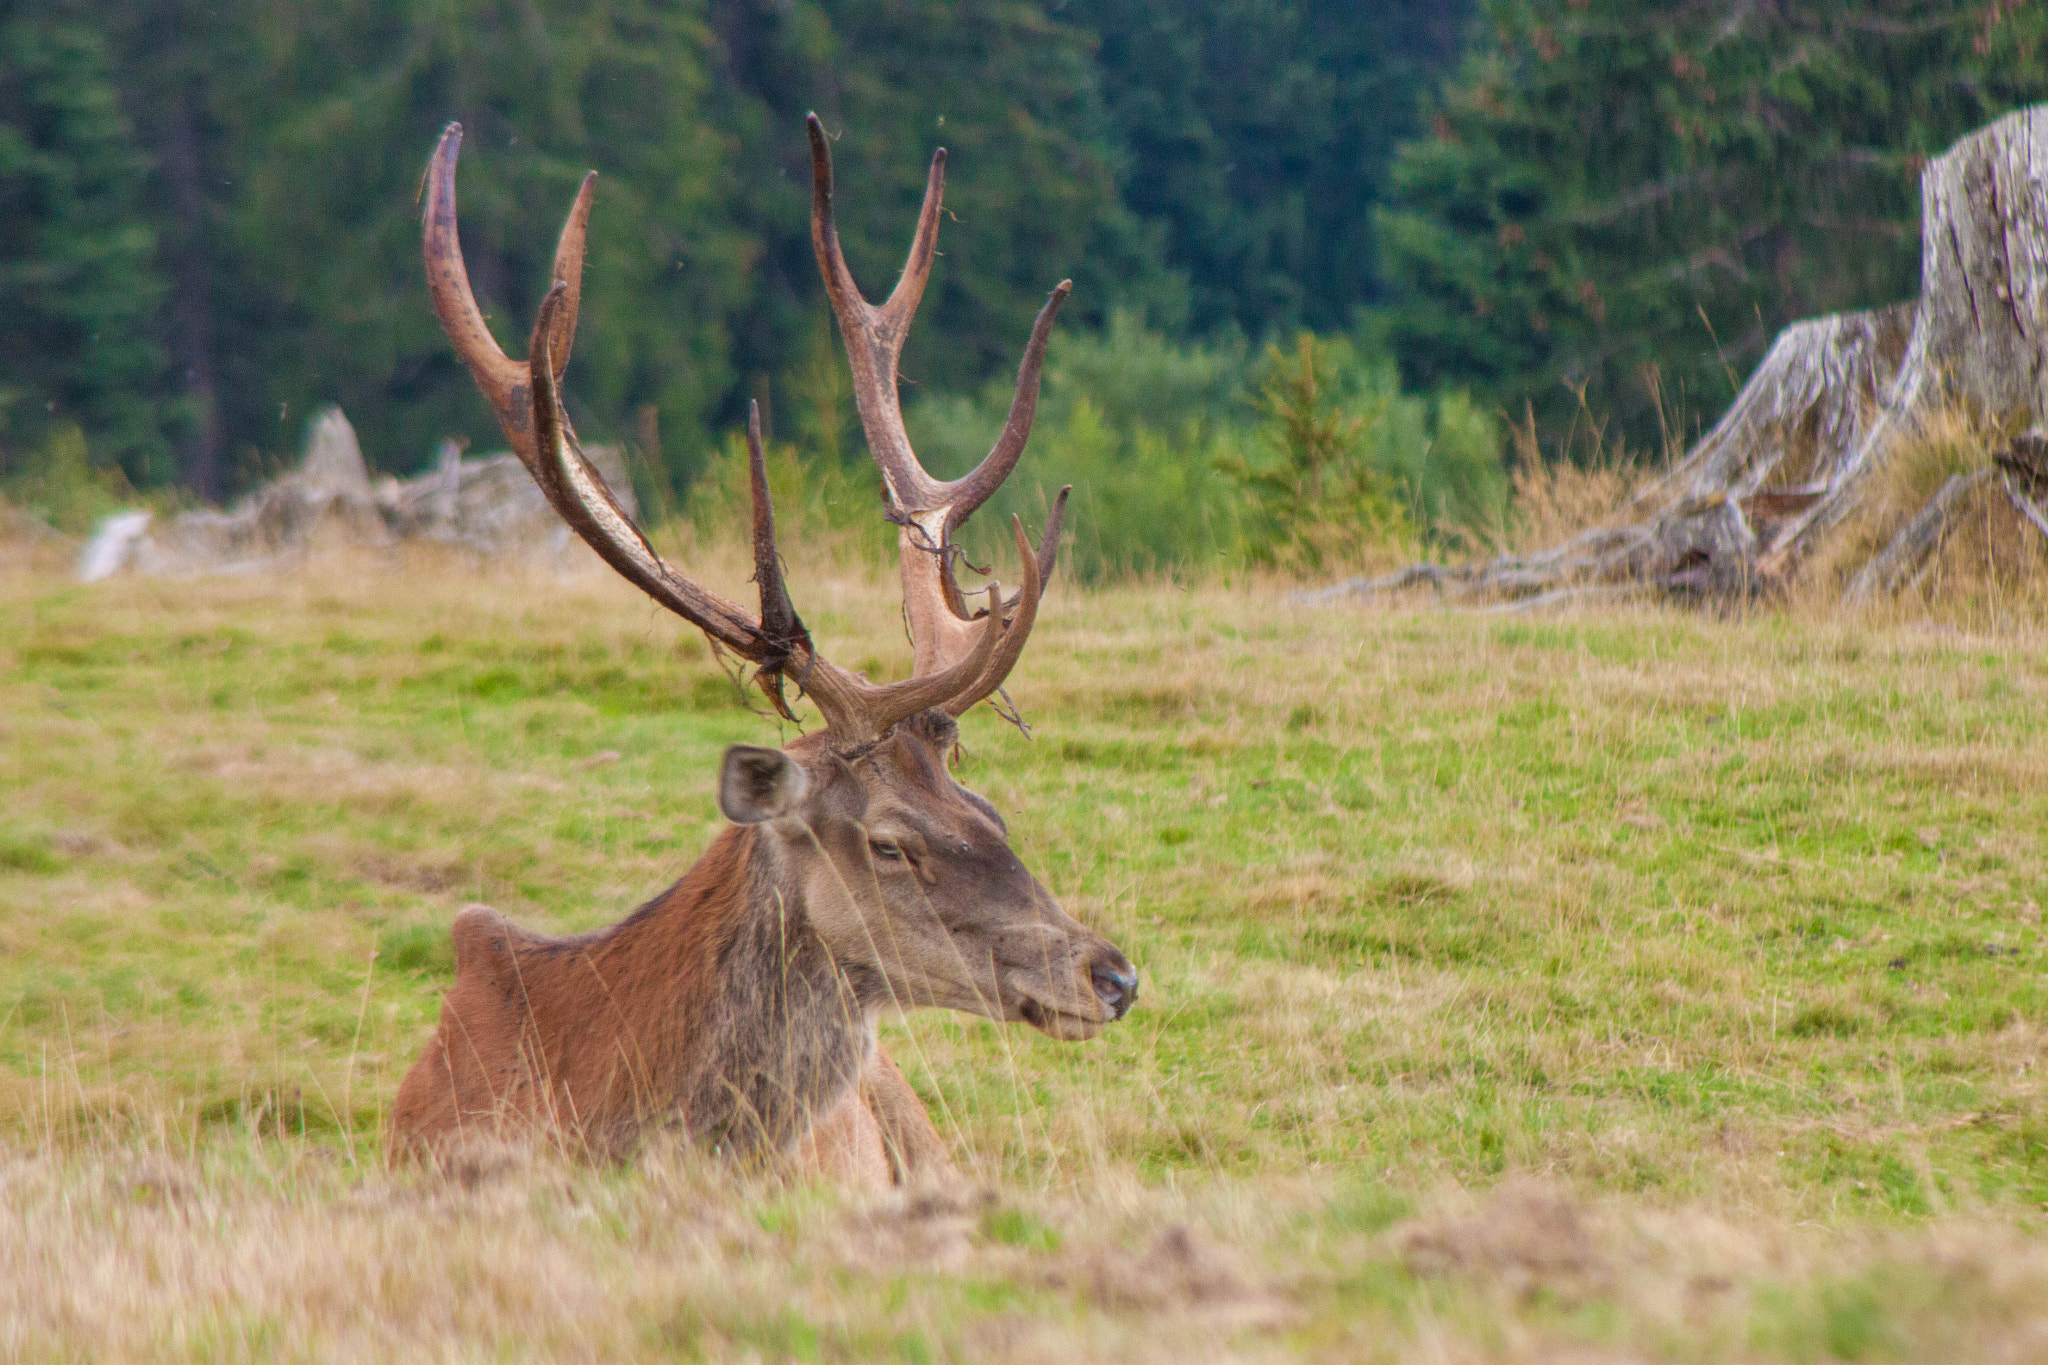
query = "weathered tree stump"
xmin=1320 ymin=104 xmax=2048 ymax=608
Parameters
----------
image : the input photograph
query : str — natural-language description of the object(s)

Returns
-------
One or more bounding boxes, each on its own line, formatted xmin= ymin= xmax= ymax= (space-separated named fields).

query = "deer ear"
xmin=718 ymin=746 xmax=810 ymax=824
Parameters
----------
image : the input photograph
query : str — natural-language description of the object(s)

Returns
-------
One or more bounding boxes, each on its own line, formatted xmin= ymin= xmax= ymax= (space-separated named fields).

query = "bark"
xmin=1322 ymin=104 xmax=2048 ymax=608
xmin=2007 ymin=475 xmax=2048 ymax=545
xmin=1759 ymin=104 xmax=2048 ymax=577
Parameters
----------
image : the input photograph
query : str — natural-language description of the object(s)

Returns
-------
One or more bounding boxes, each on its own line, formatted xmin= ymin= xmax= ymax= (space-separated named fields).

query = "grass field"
xmin=6 ymin=536 xmax=2048 ymax=1362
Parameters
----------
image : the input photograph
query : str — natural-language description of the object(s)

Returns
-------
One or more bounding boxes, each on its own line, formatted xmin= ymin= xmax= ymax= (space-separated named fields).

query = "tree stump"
xmin=1322 ymin=104 xmax=2048 ymax=607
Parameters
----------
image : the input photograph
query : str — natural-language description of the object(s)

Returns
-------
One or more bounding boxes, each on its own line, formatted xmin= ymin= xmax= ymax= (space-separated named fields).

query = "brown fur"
xmin=409 ymin=128 xmax=1126 ymax=1182
xmin=391 ymin=828 xmax=755 ymax=1162
xmin=389 ymin=713 xmax=1134 ymax=1181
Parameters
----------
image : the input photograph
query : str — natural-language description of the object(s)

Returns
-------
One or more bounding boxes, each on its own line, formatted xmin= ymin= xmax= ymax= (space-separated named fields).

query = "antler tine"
xmin=951 ymin=485 xmax=1068 ymax=621
xmin=805 ymin=118 xmax=1071 ymax=687
xmin=532 ymin=288 xmax=988 ymax=743
xmin=941 ymin=281 xmax=1072 ymax=536
xmin=1032 ymin=485 xmax=1070 ymax=590
xmin=803 ymin=115 xmax=946 ymax=368
xmin=806 ymin=581 xmax=1008 ymax=739
xmin=944 ymin=517 xmax=1046 ymax=718
xmin=424 ymin=124 xmax=595 ymax=465
xmin=881 ymin=143 xmax=946 ymax=334
xmin=747 ymin=400 xmax=804 ymax=654
xmin=545 ymin=171 xmax=597 ymax=379
xmin=424 ymin=124 xmax=531 ymax=453
xmin=429 ymin=129 xmax=1034 ymax=748
xmin=421 ymin=123 xmax=593 ymax=456
xmin=807 ymin=113 xmax=948 ymax=516
xmin=916 ymin=289 xmax=1069 ymax=637
xmin=746 ymin=400 xmax=808 ymax=722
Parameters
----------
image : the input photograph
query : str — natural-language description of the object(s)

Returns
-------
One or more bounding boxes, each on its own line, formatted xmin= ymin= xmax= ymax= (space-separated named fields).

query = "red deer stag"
xmin=389 ymin=119 xmax=1136 ymax=1184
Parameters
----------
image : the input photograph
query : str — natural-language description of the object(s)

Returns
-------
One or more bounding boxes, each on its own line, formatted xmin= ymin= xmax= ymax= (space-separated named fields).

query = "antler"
xmin=807 ymin=113 xmax=1068 ymax=692
xmin=423 ymin=125 xmax=592 ymax=470
xmin=424 ymin=122 xmax=1023 ymax=746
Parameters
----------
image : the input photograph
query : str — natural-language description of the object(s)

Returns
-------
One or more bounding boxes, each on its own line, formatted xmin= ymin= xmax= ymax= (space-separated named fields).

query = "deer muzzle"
xmin=1005 ymin=932 xmax=1138 ymax=1041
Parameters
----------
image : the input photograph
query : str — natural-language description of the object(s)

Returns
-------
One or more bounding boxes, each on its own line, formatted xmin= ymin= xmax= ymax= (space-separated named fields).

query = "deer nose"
xmin=1090 ymin=950 xmax=1138 ymax=1020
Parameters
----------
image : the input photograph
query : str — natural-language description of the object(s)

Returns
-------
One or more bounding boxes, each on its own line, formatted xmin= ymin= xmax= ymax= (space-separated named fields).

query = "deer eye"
xmin=869 ymin=839 xmax=906 ymax=862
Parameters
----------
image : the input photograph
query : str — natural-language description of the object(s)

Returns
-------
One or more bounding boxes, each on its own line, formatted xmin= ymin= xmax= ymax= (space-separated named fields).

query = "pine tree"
xmin=83 ymin=0 xmax=258 ymax=500
xmin=1089 ymin=0 xmax=1469 ymax=337
xmin=1376 ymin=0 xmax=2048 ymax=456
xmin=0 ymin=13 xmax=169 ymax=483
xmin=214 ymin=0 xmax=753 ymax=491
xmin=708 ymin=0 xmax=1157 ymax=430
xmin=75 ymin=0 xmax=1167 ymax=495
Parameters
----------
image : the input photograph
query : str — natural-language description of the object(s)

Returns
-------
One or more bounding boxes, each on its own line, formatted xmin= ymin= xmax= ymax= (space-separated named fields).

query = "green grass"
xmin=5 ymin=545 xmax=2048 ymax=1360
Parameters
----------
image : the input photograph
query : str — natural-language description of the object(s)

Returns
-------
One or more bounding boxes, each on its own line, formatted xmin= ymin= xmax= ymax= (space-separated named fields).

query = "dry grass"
xmin=1499 ymin=413 xmax=1659 ymax=555
xmin=7 ymin=531 xmax=2048 ymax=1360
xmin=1802 ymin=404 xmax=2048 ymax=626
xmin=12 ymin=1147 xmax=2048 ymax=1364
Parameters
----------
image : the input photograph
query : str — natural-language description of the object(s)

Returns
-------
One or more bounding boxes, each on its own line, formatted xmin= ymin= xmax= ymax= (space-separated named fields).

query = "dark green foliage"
xmin=3 ymin=0 xmax=1471 ymax=503
xmin=907 ymin=313 xmax=1504 ymax=580
xmin=1090 ymin=0 xmax=1468 ymax=335
xmin=1376 ymin=0 xmax=2048 ymax=456
xmin=95 ymin=0 xmax=754 ymax=496
xmin=0 ymin=14 xmax=169 ymax=484
xmin=39 ymin=0 xmax=2048 ymax=545
xmin=711 ymin=0 xmax=1155 ymax=400
xmin=0 ymin=423 xmax=140 ymax=535
xmin=1218 ymin=335 xmax=1410 ymax=572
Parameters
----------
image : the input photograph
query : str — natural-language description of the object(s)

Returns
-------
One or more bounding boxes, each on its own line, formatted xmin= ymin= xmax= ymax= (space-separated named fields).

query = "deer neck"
xmin=581 ymin=825 xmax=879 ymax=1159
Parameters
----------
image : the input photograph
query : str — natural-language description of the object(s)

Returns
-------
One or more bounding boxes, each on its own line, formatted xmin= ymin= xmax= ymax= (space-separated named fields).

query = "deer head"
xmin=418 ymin=120 xmax=1135 ymax=1049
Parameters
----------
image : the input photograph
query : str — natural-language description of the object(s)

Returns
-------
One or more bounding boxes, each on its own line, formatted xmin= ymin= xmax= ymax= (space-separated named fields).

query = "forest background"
xmin=9 ymin=0 xmax=2048 ymax=578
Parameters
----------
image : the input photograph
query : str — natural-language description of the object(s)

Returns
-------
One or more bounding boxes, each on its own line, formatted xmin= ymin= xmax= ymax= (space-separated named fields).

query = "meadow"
xmin=5 ymin=532 xmax=2048 ymax=1362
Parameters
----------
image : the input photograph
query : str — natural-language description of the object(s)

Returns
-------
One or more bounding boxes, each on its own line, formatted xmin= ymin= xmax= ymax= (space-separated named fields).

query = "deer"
xmin=387 ymin=117 xmax=1137 ymax=1185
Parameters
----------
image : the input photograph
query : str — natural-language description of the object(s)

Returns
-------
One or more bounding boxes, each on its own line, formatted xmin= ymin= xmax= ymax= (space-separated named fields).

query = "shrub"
xmin=681 ymin=427 xmax=893 ymax=571
xmin=1217 ymin=334 xmax=1413 ymax=574
xmin=719 ymin=312 xmax=1508 ymax=583
xmin=0 ymin=422 xmax=142 ymax=535
xmin=907 ymin=311 xmax=1248 ymax=581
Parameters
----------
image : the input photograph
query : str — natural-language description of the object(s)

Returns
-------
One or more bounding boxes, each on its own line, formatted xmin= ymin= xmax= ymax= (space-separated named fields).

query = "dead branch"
xmin=1844 ymin=468 xmax=1995 ymax=604
xmin=2004 ymin=475 xmax=2048 ymax=547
